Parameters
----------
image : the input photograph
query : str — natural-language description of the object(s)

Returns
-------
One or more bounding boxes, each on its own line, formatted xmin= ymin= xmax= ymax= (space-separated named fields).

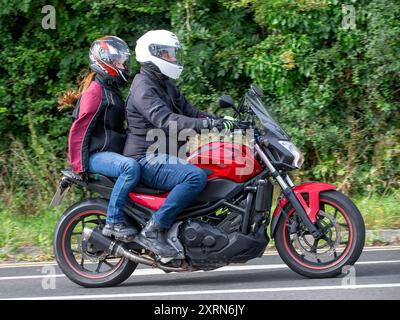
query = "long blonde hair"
xmin=58 ymin=71 xmax=96 ymax=110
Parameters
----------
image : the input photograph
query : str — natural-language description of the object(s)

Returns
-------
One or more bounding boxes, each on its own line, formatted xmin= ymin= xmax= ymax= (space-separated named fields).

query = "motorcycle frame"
xmin=119 ymin=170 xmax=270 ymax=234
xmin=60 ymin=140 xmax=333 ymax=240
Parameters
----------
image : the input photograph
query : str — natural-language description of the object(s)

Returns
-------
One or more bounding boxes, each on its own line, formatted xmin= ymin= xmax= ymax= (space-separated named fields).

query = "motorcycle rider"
xmin=124 ymin=30 xmax=236 ymax=258
xmin=62 ymin=36 xmax=141 ymax=242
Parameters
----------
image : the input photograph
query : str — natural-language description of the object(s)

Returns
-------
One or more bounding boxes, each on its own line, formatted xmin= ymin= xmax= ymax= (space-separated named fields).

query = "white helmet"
xmin=135 ymin=30 xmax=184 ymax=80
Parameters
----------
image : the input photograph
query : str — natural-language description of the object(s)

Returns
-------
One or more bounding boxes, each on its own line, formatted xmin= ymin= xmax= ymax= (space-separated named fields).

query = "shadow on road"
xmin=120 ymin=269 xmax=312 ymax=288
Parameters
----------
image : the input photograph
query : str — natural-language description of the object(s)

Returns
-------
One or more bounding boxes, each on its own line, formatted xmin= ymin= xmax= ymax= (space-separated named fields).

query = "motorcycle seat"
xmin=62 ymin=167 xmax=212 ymax=195
xmin=89 ymin=173 xmax=167 ymax=195
xmin=61 ymin=169 xmax=166 ymax=195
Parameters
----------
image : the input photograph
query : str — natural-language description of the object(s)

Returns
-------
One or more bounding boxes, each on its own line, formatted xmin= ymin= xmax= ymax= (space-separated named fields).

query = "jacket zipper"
xmin=100 ymin=89 xmax=110 ymax=152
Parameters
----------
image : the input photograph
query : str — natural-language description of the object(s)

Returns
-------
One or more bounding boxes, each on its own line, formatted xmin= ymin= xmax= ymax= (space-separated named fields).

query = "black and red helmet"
xmin=89 ymin=36 xmax=131 ymax=85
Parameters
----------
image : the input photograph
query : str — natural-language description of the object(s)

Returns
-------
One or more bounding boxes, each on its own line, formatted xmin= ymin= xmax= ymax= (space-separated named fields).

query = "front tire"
xmin=275 ymin=190 xmax=365 ymax=278
xmin=53 ymin=198 xmax=137 ymax=287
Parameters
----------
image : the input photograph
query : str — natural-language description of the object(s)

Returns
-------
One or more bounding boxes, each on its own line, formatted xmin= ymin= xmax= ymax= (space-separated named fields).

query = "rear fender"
xmin=270 ymin=182 xmax=336 ymax=239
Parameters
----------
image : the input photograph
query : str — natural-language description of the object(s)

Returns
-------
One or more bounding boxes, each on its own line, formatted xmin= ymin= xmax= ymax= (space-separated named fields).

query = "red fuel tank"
xmin=187 ymin=142 xmax=262 ymax=183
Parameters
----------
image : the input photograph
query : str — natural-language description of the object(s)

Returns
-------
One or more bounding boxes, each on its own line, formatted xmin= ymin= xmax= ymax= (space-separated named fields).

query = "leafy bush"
xmin=0 ymin=0 xmax=398 ymax=217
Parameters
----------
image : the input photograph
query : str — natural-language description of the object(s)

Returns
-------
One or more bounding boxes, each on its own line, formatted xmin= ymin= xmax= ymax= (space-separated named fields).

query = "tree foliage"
xmin=0 ymin=0 xmax=399 ymax=199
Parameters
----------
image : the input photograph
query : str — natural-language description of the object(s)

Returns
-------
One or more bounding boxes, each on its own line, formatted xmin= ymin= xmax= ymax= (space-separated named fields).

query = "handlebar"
xmin=233 ymin=120 xmax=252 ymax=130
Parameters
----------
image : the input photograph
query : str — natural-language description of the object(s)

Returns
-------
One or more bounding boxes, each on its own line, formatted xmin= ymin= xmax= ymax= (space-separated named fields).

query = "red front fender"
xmin=270 ymin=182 xmax=336 ymax=238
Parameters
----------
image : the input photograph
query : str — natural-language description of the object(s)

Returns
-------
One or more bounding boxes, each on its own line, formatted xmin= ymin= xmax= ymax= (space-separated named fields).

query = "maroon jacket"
xmin=68 ymin=75 xmax=126 ymax=173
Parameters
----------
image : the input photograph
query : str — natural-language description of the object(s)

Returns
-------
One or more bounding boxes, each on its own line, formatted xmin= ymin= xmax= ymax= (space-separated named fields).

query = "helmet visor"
xmin=99 ymin=37 xmax=131 ymax=71
xmin=149 ymin=44 xmax=183 ymax=66
xmin=112 ymin=51 xmax=131 ymax=71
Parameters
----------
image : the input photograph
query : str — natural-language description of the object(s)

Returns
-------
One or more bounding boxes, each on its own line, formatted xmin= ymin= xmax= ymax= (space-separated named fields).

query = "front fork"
xmin=254 ymin=144 xmax=322 ymax=239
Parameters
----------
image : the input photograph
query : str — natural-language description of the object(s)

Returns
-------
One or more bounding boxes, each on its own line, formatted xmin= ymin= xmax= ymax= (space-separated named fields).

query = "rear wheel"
xmin=53 ymin=198 xmax=137 ymax=287
xmin=275 ymin=190 xmax=365 ymax=278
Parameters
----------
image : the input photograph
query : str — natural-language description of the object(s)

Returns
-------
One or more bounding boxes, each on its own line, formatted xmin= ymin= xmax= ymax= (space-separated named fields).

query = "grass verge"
xmin=0 ymin=194 xmax=399 ymax=262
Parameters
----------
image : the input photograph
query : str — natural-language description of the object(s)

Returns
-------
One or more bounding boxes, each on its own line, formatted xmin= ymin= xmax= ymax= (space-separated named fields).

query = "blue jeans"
xmin=137 ymin=154 xmax=208 ymax=229
xmin=88 ymin=152 xmax=141 ymax=224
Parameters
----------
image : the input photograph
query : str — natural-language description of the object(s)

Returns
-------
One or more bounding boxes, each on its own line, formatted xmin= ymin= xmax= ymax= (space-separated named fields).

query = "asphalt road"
xmin=0 ymin=246 xmax=399 ymax=300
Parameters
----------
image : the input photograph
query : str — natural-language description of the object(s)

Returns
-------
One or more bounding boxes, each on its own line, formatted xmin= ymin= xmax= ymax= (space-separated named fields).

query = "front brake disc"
xmin=292 ymin=210 xmax=342 ymax=261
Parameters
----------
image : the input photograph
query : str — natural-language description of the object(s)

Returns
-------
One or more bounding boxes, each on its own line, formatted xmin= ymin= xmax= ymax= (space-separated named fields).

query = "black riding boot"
xmin=102 ymin=223 xmax=137 ymax=243
xmin=134 ymin=219 xmax=179 ymax=259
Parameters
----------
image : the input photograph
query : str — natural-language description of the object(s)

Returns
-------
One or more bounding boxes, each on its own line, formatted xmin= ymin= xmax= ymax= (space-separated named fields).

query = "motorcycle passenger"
xmin=124 ymin=30 xmax=236 ymax=258
xmin=61 ymin=36 xmax=141 ymax=242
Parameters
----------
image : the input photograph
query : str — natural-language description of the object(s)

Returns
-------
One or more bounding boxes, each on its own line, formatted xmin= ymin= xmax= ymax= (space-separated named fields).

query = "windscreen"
xmin=246 ymin=89 xmax=290 ymax=140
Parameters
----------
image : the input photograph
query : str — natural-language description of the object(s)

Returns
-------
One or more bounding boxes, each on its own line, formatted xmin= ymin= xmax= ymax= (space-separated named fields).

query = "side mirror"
xmin=219 ymin=95 xmax=235 ymax=109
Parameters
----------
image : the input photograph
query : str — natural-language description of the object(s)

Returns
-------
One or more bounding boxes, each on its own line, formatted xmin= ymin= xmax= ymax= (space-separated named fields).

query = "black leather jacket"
xmin=123 ymin=66 xmax=215 ymax=157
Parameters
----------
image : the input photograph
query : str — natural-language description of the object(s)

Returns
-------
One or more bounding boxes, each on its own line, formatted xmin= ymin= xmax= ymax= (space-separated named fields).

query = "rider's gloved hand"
xmin=209 ymin=116 xmax=237 ymax=131
xmin=223 ymin=115 xmax=237 ymax=121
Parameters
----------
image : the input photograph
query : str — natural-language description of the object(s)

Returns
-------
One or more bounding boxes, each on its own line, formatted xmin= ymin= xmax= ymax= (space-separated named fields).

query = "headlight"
xmin=278 ymin=140 xmax=304 ymax=168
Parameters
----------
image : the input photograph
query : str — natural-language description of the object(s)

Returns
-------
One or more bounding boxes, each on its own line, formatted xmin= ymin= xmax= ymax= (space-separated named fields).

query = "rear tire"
xmin=53 ymin=198 xmax=137 ymax=288
xmin=275 ymin=190 xmax=365 ymax=278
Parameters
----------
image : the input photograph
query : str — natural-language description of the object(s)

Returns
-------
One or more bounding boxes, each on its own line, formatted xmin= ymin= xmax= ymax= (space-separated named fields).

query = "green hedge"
xmin=0 ymin=0 xmax=399 ymax=206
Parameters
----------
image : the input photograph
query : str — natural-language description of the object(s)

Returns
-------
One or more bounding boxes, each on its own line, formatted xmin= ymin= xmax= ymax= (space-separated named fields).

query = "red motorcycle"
xmin=51 ymin=84 xmax=365 ymax=287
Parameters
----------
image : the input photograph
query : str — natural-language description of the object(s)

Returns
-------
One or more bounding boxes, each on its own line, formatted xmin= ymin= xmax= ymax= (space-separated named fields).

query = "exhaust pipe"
xmin=82 ymin=227 xmax=195 ymax=273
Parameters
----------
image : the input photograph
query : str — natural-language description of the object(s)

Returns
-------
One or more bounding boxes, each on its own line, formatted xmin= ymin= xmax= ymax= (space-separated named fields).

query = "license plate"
xmin=50 ymin=184 xmax=70 ymax=207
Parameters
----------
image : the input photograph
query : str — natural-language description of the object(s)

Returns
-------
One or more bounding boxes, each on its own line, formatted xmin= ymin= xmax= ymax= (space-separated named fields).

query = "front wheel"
xmin=275 ymin=190 xmax=365 ymax=278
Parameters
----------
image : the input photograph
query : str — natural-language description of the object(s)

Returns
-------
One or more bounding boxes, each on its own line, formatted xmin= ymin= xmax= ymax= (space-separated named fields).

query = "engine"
xmin=178 ymin=213 xmax=268 ymax=270
xmin=180 ymin=219 xmax=229 ymax=252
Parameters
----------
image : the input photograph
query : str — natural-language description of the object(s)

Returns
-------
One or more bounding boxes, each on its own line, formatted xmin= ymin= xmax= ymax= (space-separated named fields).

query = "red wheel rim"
xmin=282 ymin=199 xmax=354 ymax=270
xmin=61 ymin=210 xmax=125 ymax=279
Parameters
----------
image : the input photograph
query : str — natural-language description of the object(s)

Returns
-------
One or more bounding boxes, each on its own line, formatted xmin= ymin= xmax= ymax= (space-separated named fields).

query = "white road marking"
xmin=8 ymin=283 xmax=400 ymax=300
xmin=0 ymin=262 xmax=58 ymax=269
xmin=357 ymin=260 xmax=400 ymax=265
xmin=1 ymin=259 xmax=399 ymax=281
xmin=0 ymin=274 xmax=67 ymax=281
xmin=355 ymin=246 xmax=400 ymax=252
xmin=0 ymin=246 xmax=398 ymax=269
xmin=0 ymin=264 xmax=287 ymax=281
xmin=262 ymin=246 xmax=400 ymax=256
